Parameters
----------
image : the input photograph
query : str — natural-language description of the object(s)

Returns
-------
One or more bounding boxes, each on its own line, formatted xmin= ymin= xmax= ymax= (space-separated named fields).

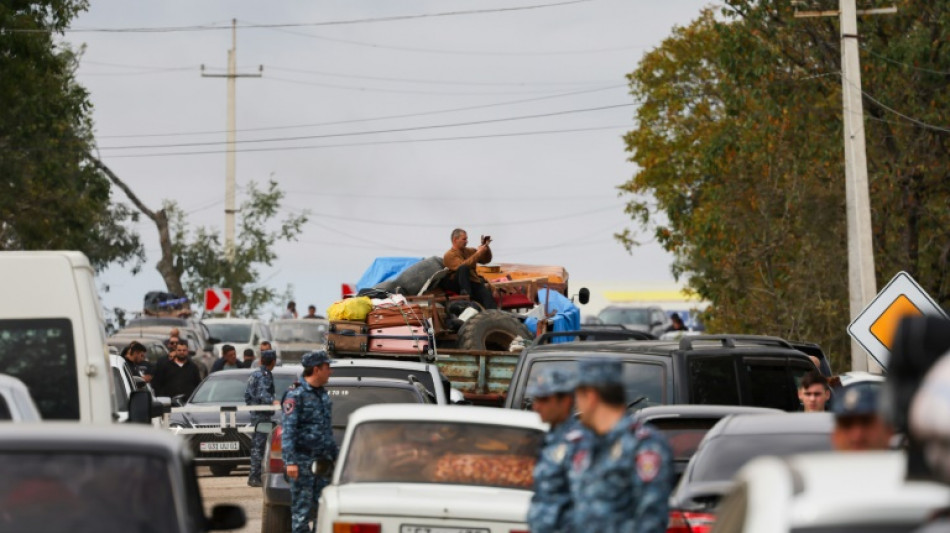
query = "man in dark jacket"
xmin=211 ymin=344 xmax=241 ymax=373
xmin=151 ymin=341 xmax=202 ymax=400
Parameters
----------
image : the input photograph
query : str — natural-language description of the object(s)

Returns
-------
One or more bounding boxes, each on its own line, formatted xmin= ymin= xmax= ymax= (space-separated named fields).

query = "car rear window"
xmin=527 ymin=360 xmax=665 ymax=408
xmin=647 ymin=418 xmax=719 ymax=460
xmin=331 ymin=367 xmax=437 ymax=396
xmin=328 ymin=386 xmax=423 ymax=429
xmin=204 ymin=323 xmax=253 ymax=343
xmin=691 ymin=433 xmax=832 ymax=482
xmin=340 ymin=421 xmax=543 ymax=490
xmin=0 ymin=319 xmax=78 ymax=420
xmin=190 ymin=372 xmax=297 ymax=403
xmin=271 ymin=322 xmax=327 ymax=344
xmin=0 ymin=452 xmax=179 ymax=533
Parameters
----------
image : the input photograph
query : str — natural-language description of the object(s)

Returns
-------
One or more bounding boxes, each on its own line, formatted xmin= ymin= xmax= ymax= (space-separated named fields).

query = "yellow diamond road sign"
xmin=848 ymin=271 xmax=948 ymax=369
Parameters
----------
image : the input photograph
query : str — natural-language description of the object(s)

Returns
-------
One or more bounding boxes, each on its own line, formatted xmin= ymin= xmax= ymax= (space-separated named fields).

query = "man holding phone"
xmin=440 ymin=228 xmax=497 ymax=309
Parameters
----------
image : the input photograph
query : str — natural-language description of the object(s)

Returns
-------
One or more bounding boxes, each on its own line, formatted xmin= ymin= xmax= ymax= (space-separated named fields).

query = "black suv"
xmin=505 ymin=334 xmax=825 ymax=412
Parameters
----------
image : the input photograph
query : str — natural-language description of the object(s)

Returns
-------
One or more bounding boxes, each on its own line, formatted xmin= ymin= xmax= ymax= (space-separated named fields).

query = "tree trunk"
xmin=86 ymin=154 xmax=185 ymax=296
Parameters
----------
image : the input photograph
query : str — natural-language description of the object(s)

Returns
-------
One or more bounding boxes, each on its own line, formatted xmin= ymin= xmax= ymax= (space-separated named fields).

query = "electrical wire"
xmin=265 ymin=66 xmax=613 ymax=87
xmin=14 ymin=1 xmax=595 ymax=33
xmin=95 ymin=84 xmax=625 ymax=139
xmin=97 ymin=103 xmax=635 ymax=150
xmin=294 ymin=205 xmax=619 ymax=229
xmin=101 ymin=124 xmax=631 ymax=158
xmin=861 ymin=45 xmax=950 ymax=77
xmin=264 ymin=75 xmax=581 ymax=96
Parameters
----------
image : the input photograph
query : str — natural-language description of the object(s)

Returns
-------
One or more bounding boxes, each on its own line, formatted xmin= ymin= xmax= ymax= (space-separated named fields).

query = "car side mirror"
xmin=255 ymin=421 xmax=276 ymax=435
xmin=577 ymin=287 xmax=590 ymax=305
xmin=128 ymin=390 xmax=152 ymax=424
xmin=651 ymin=321 xmax=663 ymax=327
xmin=171 ymin=394 xmax=187 ymax=407
xmin=207 ymin=504 xmax=246 ymax=530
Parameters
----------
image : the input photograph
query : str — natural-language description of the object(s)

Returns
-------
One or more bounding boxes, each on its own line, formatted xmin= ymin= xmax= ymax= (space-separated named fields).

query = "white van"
xmin=0 ymin=251 xmax=150 ymax=423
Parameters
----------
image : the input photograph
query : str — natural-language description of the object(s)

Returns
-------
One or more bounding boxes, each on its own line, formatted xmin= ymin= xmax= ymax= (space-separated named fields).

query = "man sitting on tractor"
xmin=440 ymin=228 xmax=497 ymax=310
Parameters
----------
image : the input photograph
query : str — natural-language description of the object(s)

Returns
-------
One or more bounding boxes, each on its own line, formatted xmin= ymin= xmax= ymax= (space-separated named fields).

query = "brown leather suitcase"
xmin=327 ymin=320 xmax=369 ymax=355
xmin=366 ymin=304 xmax=429 ymax=329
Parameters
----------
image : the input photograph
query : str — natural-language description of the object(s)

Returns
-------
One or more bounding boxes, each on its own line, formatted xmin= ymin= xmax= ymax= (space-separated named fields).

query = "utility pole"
xmin=794 ymin=1 xmax=895 ymax=372
xmin=201 ymin=19 xmax=262 ymax=262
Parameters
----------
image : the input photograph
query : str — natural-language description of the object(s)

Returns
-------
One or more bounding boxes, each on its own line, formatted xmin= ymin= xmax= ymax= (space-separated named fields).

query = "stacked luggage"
xmin=327 ymin=298 xmax=434 ymax=358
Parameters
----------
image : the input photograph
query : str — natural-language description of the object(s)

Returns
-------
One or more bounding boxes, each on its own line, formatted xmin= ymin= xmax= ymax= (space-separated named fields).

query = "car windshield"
xmin=527 ymin=360 xmax=665 ymax=409
xmin=691 ymin=433 xmax=832 ymax=482
xmin=271 ymin=322 xmax=328 ymax=344
xmin=341 ymin=421 xmax=543 ymax=490
xmin=331 ymin=367 xmax=437 ymax=398
xmin=598 ymin=308 xmax=650 ymax=325
xmin=190 ymin=372 xmax=298 ymax=403
xmin=328 ymin=385 xmax=423 ymax=428
xmin=648 ymin=418 xmax=720 ymax=461
xmin=0 ymin=452 xmax=179 ymax=533
xmin=205 ymin=323 xmax=253 ymax=343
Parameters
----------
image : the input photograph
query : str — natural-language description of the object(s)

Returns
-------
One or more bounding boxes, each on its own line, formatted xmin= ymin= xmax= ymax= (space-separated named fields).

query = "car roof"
xmin=708 ymin=412 xmax=833 ymax=438
xmin=348 ymin=404 xmax=546 ymax=430
xmin=331 ymin=358 xmax=438 ymax=373
xmin=738 ymin=451 xmax=950 ymax=530
xmin=637 ymin=405 xmax=783 ymax=420
xmin=204 ymin=318 xmax=259 ymax=324
xmin=525 ymin=336 xmax=810 ymax=358
xmin=327 ymin=376 xmax=420 ymax=388
xmin=0 ymin=423 xmax=183 ymax=457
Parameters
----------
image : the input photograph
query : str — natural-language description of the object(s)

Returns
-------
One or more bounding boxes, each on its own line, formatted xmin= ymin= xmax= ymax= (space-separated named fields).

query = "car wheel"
xmin=209 ymin=465 xmax=233 ymax=477
xmin=457 ymin=310 xmax=532 ymax=351
xmin=261 ymin=502 xmax=291 ymax=533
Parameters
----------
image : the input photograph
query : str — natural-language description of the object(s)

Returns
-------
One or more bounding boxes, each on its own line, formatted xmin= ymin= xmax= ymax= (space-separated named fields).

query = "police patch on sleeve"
xmin=636 ymin=450 xmax=661 ymax=483
xmin=283 ymin=399 xmax=295 ymax=415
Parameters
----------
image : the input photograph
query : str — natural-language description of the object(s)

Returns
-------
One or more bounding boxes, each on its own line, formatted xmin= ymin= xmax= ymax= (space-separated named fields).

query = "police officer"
xmin=527 ymin=367 xmax=585 ymax=533
xmin=245 ymin=349 xmax=278 ymax=487
xmin=282 ymin=350 xmax=338 ymax=533
xmin=570 ymin=358 xmax=672 ymax=533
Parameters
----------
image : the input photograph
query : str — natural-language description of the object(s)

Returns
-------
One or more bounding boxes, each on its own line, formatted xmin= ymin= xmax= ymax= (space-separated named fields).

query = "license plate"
xmin=199 ymin=441 xmax=240 ymax=452
xmin=400 ymin=526 xmax=490 ymax=533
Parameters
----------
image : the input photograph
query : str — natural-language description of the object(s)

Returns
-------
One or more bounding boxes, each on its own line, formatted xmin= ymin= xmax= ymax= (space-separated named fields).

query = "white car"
xmin=317 ymin=404 xmax=546 ymax=533
xmin=713 ymin=451 xmax=950 ymax=533
xmin=0 ymin=374 xmax=41 ymax=422
xmin=203 ymin=317 xmax=279 ymax=362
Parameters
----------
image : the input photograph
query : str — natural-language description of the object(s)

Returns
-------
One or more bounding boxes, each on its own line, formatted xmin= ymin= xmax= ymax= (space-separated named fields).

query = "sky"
xmin=67 ymin=0 xmax=713 ymax=319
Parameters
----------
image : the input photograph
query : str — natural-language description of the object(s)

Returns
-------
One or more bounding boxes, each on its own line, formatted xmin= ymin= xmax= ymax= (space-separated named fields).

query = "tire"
xmin=457 ymin=310 xmax=532 ymax=352
xmin=261 ymin=502 xmax=292 ymax=533
xmin=209 ymin=465 xmax=233 ymax=477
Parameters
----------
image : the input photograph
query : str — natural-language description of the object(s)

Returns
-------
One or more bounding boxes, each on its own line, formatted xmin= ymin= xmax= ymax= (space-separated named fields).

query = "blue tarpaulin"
xmin=524 ymin=288 xmax=581 ymax=343
xmin=355 ymin=257 xmax=423 ymax=291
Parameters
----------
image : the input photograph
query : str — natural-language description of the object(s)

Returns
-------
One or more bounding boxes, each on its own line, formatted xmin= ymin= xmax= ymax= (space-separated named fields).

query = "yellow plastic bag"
xmin=327 ymin=296 xmax=373 ymax=321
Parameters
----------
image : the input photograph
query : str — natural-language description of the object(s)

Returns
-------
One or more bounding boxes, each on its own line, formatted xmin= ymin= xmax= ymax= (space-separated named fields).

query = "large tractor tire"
xmin=457 ymin=310 xmax=532 ymax=352
xmin=261 ymin=502 xmax=292 ymax=533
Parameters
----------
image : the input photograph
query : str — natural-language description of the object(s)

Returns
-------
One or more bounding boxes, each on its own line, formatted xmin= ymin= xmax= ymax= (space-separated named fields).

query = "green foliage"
xmin=170 ymin=180 xmax=308 ymax=316
xmin=0 ymin=1 xmax=143 ymax=271
xmin=621 ymin=1 xmax=950 ymax=371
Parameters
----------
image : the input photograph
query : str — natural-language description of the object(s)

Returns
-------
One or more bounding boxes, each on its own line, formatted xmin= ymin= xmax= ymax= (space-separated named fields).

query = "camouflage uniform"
xmin=282 ymin=351 xmax=338 ymax=533
xmin=526 ymin=367 xmax=584 ymax=533
xmin=569 ymin=358 xmax=673 ymax=533
xmin=244 ymin=350 xmax=276 ymax=486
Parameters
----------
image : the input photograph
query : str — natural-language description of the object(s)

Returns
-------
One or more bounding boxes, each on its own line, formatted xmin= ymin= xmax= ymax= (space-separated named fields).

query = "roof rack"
xmin=678 ymin=334 xmax=794 ymax=351
xmin=533 ymin=329 xmax=656 ymax=346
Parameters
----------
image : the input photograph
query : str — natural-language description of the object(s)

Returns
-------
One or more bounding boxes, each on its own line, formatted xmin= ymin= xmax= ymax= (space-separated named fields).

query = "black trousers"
xmin=440 ymin=264 xmax=497 ymax=310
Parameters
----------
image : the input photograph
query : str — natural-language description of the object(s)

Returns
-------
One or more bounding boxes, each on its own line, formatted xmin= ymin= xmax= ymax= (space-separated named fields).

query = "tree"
xmin=170 ymin=180 xmax=308 ymax=316
xmin=620 ymin=1 xmax=950 ymax=370
xmin=0 ymin=1 xmax=143 ymax=271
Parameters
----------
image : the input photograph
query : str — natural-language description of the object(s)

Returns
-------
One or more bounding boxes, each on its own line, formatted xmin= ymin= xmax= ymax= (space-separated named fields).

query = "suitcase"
xmin=366 ymin=304 xmax=429 ymax=329
xmin=368 ymin=325 xmax=432 ymax=356
xmin=327 ymin=320 xmax=369 ymax=355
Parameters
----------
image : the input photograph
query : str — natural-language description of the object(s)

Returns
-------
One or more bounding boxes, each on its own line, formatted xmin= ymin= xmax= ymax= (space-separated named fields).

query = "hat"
xmin=575 ymin=358 xmax=624 ymax=388
xmin=301 ymin=350 xmax=330 ymax=367
xmin=526 ymin=367 xmax=575 ymax=398
xmin=832 ymin=384 xmax=880 ymax=417
xmin=260 ymin=350 xmax=277 ymax=364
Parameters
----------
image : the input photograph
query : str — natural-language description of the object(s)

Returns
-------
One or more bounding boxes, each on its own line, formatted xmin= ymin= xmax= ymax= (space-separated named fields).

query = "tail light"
xmin=268 ymin=425 xmax=284 ymax=473
xmin=667 ymin=509 xmax=716 ymax=533
xmin=510 ymin=530 xmax=530 ymax=533
xmin=333 ymin=523 xmax=381 ymax=533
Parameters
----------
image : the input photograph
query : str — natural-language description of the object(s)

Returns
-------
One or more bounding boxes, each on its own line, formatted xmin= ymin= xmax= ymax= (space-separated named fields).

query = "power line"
xmin=265 ymin=75 xmax=579 ymax=96
xmin=16 ymin=1 xmax=595 ymax=33
xmin=101 ymin=124 xmax=630 ymax=159
xmin=861 ymin=45 xmax=950 ymax=76
xmin=295 ymin=205 xmax=619 ymax=229
xmin=265 ymin=66 xmax=612 ymax=87
xmin=280 ymin=190 xmax=609 ymax=202
xmin=98 ymin=103 xmax=635 ymax=150
xmin=95 ymin=84 xmax=625 ymax=139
